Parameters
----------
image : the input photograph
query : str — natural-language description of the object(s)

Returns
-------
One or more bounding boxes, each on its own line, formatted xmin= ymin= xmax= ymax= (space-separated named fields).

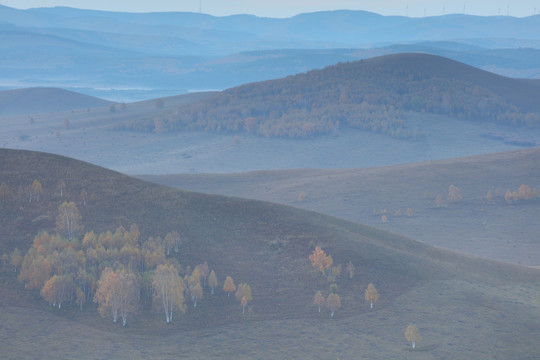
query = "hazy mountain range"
xmin=1 ymin=5 xmax=540 ymax=101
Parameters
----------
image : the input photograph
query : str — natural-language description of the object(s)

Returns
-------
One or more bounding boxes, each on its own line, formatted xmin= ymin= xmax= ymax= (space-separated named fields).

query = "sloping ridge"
xmin=1 ymin=148 xmax=537 ymax=328
xmin=356 ymin=53 xmax=540 ymax=111
xmin=0 ymin=87 xmax=110 ymax=115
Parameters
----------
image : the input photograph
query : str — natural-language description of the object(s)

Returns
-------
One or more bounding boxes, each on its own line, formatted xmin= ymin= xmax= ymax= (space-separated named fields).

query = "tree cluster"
xmin=15 ymin=223 xmax=248 ymax=327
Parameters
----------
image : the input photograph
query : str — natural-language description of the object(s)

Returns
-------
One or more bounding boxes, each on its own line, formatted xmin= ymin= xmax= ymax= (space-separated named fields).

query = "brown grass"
xmin=1 ymin=148 xmax=540 ymax=359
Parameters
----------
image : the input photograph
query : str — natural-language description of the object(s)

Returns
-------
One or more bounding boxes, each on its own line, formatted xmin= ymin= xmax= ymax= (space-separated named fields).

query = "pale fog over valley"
xmin=1 ymin=1 xmax=540 ymax=359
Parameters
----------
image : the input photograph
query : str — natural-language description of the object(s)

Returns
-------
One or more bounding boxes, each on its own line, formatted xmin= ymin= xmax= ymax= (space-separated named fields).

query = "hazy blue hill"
xmin=0 ymin=87 xmax=110 ymax=115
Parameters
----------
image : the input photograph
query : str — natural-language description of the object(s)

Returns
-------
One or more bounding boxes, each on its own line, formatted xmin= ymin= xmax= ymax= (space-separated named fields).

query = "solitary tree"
xmin=313 ymin=290 xmax=325 ymax=312
xmin=365 ymin=283 xmax=379 ymax=309
xmin=223 ymin=276 xmax=236 ymax=296
xmin=57 ymin=179 xmax=66 ymax=198
xmin=326 ymin=293 xmax=341 ymax=317
xmin=152 ymin=264 xmax=186 ymax=323
xmin=405 ymin=323 xmax=421 ymax=349
xmin=56 ymin=202 xmax=82 ymax=240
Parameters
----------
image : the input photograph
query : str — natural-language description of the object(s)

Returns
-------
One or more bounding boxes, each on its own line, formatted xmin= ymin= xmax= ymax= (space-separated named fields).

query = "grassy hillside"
xmin=1 ymin=149 xmax=540 ymax=359
xmin=0 ymin=87 xmax=111 ymax=115
xmin=140 ymin=148 xmax=540 ymax=266
xmin=120 ymin=53 xmax=540 ymax=138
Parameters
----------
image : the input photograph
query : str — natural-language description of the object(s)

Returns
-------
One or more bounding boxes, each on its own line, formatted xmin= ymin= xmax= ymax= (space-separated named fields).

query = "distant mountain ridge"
xmin=1 ymin=5 xmax=540 ymax=100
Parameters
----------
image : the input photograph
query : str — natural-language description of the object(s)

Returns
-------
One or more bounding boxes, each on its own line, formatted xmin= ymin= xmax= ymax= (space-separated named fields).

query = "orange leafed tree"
xmin=235 ymin=283 xmax=252 ymax=314
xmin=223 ymin=275 xmax=236 ymax=296
xmin=313 ymin=290 xmax=325 ymax=312
xmin=309 ymin=246 xmax=333 ymax=276
xmin=365 ymin=282 xmax=379 ymax=309
xmin=326 ymin=293 xmax=341 ymax=317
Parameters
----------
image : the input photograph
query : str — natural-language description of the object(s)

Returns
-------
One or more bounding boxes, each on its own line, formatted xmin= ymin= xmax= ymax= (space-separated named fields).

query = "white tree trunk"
xmin=412 ymin=341 xmax=416 ymax=349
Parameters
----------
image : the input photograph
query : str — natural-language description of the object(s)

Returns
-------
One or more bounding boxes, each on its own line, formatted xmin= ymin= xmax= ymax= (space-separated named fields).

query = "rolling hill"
xmin=121 ymin=53 xmax=540 ymax=138
xmin=1 ymin=148 xmax=540 ymax=359
xmin=139 ymin=148 xmax=540 ymax=266
xmin=0 ymin=87 xmax=111 ymax=115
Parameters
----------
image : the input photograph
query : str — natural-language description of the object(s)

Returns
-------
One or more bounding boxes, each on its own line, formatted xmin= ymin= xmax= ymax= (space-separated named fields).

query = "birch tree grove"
xmin=153 ymin=264 xmax=186 ymax=323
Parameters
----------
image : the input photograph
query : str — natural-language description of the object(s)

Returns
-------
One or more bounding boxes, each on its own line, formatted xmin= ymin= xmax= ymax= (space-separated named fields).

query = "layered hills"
xmin=1 ymin=149 xmax=540 ymax=359
xmin=2 ymin=5 xmax=540 ymax=99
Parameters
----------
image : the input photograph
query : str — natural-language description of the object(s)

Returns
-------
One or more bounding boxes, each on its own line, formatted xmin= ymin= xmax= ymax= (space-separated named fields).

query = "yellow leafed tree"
xmin=405 ymin=323 xmax=421 ymax=349
xmin=365 ymin=282 xmax=379 ymax=309
xmin=223 ymin=275 xmax=236 ymax=296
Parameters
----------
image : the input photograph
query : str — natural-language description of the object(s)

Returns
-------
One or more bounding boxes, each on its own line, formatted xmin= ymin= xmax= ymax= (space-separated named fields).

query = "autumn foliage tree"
xmin=326 ymin=293 xmax=341 ymax=317
xmin=235 ymin=283 xmax=252 ymax=314
xmin=153 ymin=264 xmax=186 ymax=323
xmin=309 ymin=246 xmax=333 ymax=277
xmin=405 ymin=323 xmax=421 ymax=349
xmin=313 ymin=290 xmax=325 ymax=312
xmin=94 ymin=267 xmax=139 ymax=325
xmin=223 ymin=276 xmax=236 ymax=296
xmin=365 ymin=283 xmax=379 ymax=309
xmin=447 ymin=184 xmax=462 ymax=202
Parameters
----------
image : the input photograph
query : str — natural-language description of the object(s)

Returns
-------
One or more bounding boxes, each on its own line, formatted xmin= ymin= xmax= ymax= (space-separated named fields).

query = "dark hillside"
xmin=1 ymin=149 xmax=540 ymax=359
xmin=127 ymin=53 xmax=540 ymax=138
xmin=0 ymin=87 xmax=110 ymax=115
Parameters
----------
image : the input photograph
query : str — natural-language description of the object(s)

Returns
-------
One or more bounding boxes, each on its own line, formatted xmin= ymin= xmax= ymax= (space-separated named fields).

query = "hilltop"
xmin=120 ymin=53 xmax=540 ymax=138
xmin=0 ymin=87 xmax=110 ymax=115
xmin=1 ymin=148 xmax=540 ymax=359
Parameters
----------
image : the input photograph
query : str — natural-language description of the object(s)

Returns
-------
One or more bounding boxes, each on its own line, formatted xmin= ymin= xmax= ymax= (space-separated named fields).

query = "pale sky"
xmin=1 ymin=0 xmax=539 ymax=18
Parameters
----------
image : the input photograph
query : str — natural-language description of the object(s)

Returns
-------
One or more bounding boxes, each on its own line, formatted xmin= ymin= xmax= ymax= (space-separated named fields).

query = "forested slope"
xmin=118 ymin=53 xmax=540 ymax=138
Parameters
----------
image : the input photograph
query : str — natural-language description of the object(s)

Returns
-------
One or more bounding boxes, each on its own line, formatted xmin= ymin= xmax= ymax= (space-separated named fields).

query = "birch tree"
xmin=223 ymin=276 xmax=236 ymax=296
xmin=208 ymin=270 xmax=218 ymax=295
xmin=313 ymin=290 xmax=325 ymax=312
xmin=152 ymin=264 xmax=186 ymax=323
xmin=365 ymin=282 xmax=379 ymax=309
xmin=56 ymin=201 xmax=82 ymax=240
xmin=94 ymin=267 xmax=121 ymax=323
xmin=326 ymin=293 xmax=341 ymax=317
xmin=405 ymin=323 xmax=421 ymax=349
xmin=235 ymin=283 xmax=252 ymax=314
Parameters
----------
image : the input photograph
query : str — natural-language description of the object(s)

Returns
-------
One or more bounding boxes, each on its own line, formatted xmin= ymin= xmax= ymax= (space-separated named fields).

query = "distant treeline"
xmin=115 ymin=55 xmax=540 ymax=139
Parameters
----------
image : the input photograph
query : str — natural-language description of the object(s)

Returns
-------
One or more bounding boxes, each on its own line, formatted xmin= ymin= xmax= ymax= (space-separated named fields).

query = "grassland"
xmin=140 ymin=147 xmax=540 ymax=266
xmin=1 ymin=148 xmax=540 ymax=359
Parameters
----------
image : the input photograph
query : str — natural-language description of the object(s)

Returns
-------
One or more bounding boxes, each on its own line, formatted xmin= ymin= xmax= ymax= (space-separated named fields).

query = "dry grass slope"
xmin=1 ymin=148 xmax=540 ymax=359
